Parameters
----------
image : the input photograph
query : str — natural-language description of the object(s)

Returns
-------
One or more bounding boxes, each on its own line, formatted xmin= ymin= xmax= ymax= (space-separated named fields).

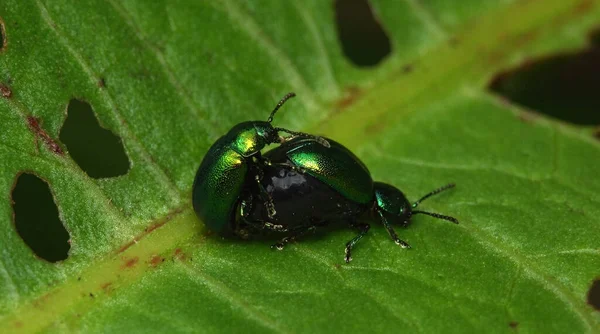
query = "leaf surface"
xmin=1 ymin=0 xmax=599 ymax=332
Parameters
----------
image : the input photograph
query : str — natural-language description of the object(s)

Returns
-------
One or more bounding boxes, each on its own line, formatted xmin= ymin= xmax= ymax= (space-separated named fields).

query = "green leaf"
xmin=1 ymin=0 xmax=599 ymax=332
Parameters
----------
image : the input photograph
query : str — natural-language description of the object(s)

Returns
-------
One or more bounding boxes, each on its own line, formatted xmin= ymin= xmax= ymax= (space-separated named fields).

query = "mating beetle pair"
xmin=192 ymin=93 xmax=458 ymax=262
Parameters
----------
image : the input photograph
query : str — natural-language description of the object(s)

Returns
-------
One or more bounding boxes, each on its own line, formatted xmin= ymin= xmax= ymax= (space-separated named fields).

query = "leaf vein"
xmin=458 ymin=222 xmax=597 ymax=331
xmin=292 ymin=245 xmax=419 ymax=330
xmin=530 ymin=248 xmax=600 ymax=258
xmin=0 ymin=105 xmax=128 ymax=226
xmin=176 ymin=262 xmax=287 ymax=334
xmin=106 ymin=0 xmax=221 ymax=139
xmin=212 ymin=0 xmax=321 ymax=112
xmin=0 ymin=258 xmax=19 ymax=304
xmin=402 ymin=0 xmax=447 ymax=38
xmin=292 ymin=1 xmax=340 ymax=96
xmin=35 ymin=0 xmax=182 ymax=201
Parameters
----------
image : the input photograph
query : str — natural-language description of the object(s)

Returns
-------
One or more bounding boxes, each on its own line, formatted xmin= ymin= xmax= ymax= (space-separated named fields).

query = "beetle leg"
xmin=253 ymin=174 xmax=277 ymax=218
xmin=239 ymin=193 xmax=253 ymax=218
xmin=263 ymin=221 xmax=288 ymax=232
xmin=271 ymin=225 xmax=317 ymax=250
xmin=377 ymin=209 xmax=411 ymax=249
xmin=253 ymin=153 xmax=270 ymax=167
xmin=239 ymin=192 xmax=279 ymax=226
xmin=238 ymin=190 xmax=285 ymax=235
xmin=249 ymin=158 xmax=278 ymax=219
xmin=344 ymin=223 xmax=370 ymax=263
xmin=239 ymin=216 xmax=288 ymax=236
xmin=271 ymin=236 xmax=293 ymax=251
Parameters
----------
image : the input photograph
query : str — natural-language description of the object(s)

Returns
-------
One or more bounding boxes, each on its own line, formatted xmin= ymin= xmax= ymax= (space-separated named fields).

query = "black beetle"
xmin=242 ymin=137 xmax=459 ymax=262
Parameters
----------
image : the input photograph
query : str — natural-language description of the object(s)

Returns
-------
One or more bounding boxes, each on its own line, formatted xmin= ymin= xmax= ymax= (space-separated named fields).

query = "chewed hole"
xmin=489 ymin=45 xmax=600 ymax=125
xmin=12 ymin=173 xmax=70 ymax=262
xmin=59 ymin=99 xmax=130 ymax=178
xmin=590 ymin=27 xmax=600 ymax=46
xmin=0 ymin=17 xmax=5 ymax=52
xmin=588 ymin=279 xmax=600 ymax=311
xmin=334 ymin=0 xmax=391 ymax=67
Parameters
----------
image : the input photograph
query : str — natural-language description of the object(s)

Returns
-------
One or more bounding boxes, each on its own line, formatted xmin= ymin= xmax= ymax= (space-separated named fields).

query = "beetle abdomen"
xmin=248 ymin=164 xmax=367 ymax=231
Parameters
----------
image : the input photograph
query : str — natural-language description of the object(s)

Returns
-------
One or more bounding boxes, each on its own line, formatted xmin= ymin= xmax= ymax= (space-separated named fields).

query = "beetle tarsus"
xmin=264 ymin=222 xmax=287 ymax=232
xmin=394 ymin=239 xmax=411 ymax=249
xmin=344 ymin=252 xmax=352 ymax=263
xmin=344 ymin=223 xmax=370 ymax=264
xmin=377 ymin=209 xmax=411 ymax=249
xmin=270 ymin=225 xmax=317 ymax=251
xmin=271 ymin=236 xmax=292 ymax=250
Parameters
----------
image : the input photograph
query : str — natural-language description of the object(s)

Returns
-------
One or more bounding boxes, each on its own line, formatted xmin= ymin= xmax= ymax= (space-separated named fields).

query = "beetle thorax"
xmin=227 ymin=121 xmax=277 ymax=157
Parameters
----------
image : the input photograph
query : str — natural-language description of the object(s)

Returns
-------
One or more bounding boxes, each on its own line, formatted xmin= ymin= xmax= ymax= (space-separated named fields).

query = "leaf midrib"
xmin=4 ymin=206 xmax=196 ymax=333
xmin=36 ymin=0 xmax=182 ymax=200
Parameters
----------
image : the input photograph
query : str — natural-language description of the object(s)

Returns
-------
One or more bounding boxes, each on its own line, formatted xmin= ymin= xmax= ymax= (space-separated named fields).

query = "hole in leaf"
xmin=12 ymin=173 xmax=70 ymax=262
xmin=588 ymin=279 xmax=600 ymax=311
xmin=489 ymin=47 xmax=600 ymax=125
xmin=0 ymin=17 xmax=5 ymax=52
xmin=334 ymin=0 xmax=391 ymax=67
xmin=60 ymin=99 xmax=130 ymax=178
xmin=590 ymin=27 xmax=600 ymax=46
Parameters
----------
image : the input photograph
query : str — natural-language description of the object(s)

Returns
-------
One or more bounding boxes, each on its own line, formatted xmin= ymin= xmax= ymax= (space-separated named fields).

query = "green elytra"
xmin=192 ymin=93 xmax=328 ymax=234
xmin=264 ymin=137 xmax=374 ymax=205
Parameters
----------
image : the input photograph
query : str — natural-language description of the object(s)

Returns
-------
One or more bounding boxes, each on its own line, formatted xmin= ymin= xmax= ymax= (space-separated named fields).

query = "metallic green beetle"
xmin=246 ymin=137 xmax=459 ymax=262
xmin=192 ymin=93 xmax=327 ymax=235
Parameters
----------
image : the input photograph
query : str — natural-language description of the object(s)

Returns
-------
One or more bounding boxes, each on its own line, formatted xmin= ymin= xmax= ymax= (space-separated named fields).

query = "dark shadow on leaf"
xmin=588 ymin=278 xmax=600 ymax=311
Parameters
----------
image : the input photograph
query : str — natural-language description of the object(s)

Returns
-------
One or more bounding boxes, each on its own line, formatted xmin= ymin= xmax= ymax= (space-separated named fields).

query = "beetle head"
xmin=374 ymin=182 xmax=458 ymax=226
xmin=374 ymin=182 xmax=413 ymax=226
xmin=228 ymin=92 xmax=329 ymax=158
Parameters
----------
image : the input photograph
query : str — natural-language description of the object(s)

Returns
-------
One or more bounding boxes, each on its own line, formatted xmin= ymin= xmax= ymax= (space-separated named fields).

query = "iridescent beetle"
xmin=192 ymin=93 xmax=458 ymax=262
xmin=245 ymin=136 xmax=459 ymax=262
xmin=192 ymin=93 xmax=328 ymax=236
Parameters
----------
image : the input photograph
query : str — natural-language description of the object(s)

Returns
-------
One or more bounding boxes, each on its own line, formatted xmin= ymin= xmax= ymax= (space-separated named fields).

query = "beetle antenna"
xmin=268 ymin=92 xmax=296 ymax=123
xmin=412 ymin=183 xmax=455 ymax=208
xmin=412 ymin=210 xmax=459 ymax=224
xmin=274 ymin=128 xmax=330 ymax=148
